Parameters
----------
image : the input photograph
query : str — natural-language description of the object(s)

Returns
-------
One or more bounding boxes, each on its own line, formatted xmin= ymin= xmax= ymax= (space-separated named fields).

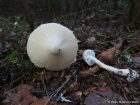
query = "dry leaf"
xmin=84 ymin=37 xmax=96 ymax=47
xmin=27 ymin=78 xmax=36 ymax=86
xmin=83 ymin=91 xmax=89 ymax=96
xmin=65 ymin=91 xmax=82 ymax=101
xmin=89 ymin=87 xmax=97 ymax=92
xmin=49 ymin=79 xmax=59 ymax=90
xmin=77 ymin=50 xmax=84 ymax=55
xmin=44 ymin=71 xmax=53 ymax=84
xmin=3 ymin=90 xmax=49 ymax=105
xmin=97 ymin=87 xmax=112 ymax=92
xmin=33 ymin=72 xmax=43 ymax=79
xmin=134 ymin=57 xmax=140 ymax=68
xmin=63 ymin=81 xmax=79 ymax=95
xmin=136 ymin=44 xmax=140 ymax=50
xmin=84 ymin=92 xmax=129 ymax=105
xmin=124 ymin=86 xmax=131 ymax=94
xmin=4 ymin=84 xmax=32 ymax=95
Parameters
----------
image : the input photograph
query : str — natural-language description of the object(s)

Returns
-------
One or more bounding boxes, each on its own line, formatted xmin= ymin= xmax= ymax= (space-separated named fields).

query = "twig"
xmin=53 ymin=69 xmax=77 ymax=97
xmin=122 ymin=23 xmax=130 ymax=32
xmin=44 ymin=70 xmax=77 ymax=104
xmin=103 ymin=0 xmax=111 ymax=22
xmin=29 ymin=82 xmax=41 ymax=91
xmin=34 ymin=7 xmax=94 ymax=25
xmin=127 ymin=38 xmax=140 ymax=40
xmin=2 ymin=19 xmax=16 ymax=35
xmin=124 ymin=50 xmax=135 ymax=61
xmin=0 ymin=44 xmax=24 ymax=69
xmin=105 ymin=72 xmax=119 ymax=93
xmin=10 ymin=73 xmax=25 ymax=85
xmin=132 ymin=9 xmax=140 ymax=27
xmin=0 ymin=63 xmax=7 ymax=68
xmin=42 ymin=70 xmax=48 ymax=96
xmin=109 ymin=76 xmax=117 ymax=103
xmin=14 ymin=44 xmax=23 ymax=53
xmin=71 ymin=0 xmax=87 ymax=30
xmin=90 ymin=89 xmax=105 ymax=98
xmin=44 ymin=93 xmax=55 ymax=105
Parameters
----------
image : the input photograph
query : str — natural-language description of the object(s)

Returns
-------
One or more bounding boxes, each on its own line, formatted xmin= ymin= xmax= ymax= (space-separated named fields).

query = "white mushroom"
xmin=83 ymin=49 xmax=139 ymax=82
xmin=27 ymin=23 xmax=79 ymax=71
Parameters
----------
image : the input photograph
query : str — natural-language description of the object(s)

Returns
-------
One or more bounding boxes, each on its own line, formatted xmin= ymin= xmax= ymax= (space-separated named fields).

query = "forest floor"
xmin=0 ymin=13 xmax=140 ymax=105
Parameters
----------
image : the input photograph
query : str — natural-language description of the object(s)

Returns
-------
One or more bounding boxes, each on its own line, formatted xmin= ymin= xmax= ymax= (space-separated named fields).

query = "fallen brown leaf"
xmin=65 ymin=91 xmax=82 ymax=101
xmin=33 ymin=72 xmax=43 ymax=79
xmin=89 ymin=86 xmax=97 ymax=92
xmin=4 ymin=84 xmax=32 ymax=95
xmin=134 ymin=57 xmax=140 ymax=68
xmin=49 ymin=79 xmax=59 ymax=90
xmin=84 ymin=92 xmax=130 ymax=105
xmin=97 ymin=86 xmax=112 ymax=92
xmin=84 ymin=37 xmax=96 ymax=47
xmin=63 ymin=81 xmax=79 ymax=95
xmin=124 ymin=86 xmax=131 ymax=94
xmin=77 ymin=50 xmax=84 ymax=55
xmin=83 ymin=90 xmax=89 ymax=96
xmin=3 ymin=90 xmax=49 ymax=105
xmin=136 ymin=44 xmax=140 ymax=50
xmin=27 ymin=78 xmax=36 ymax=86
xmin=44 ymin=71 xmax=53 ymax=84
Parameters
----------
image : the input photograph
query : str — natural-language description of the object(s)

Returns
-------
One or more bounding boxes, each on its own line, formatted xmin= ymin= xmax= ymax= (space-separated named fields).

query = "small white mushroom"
xmin=27 ymin=23 xmax=79 ymax=71
xmin=83 ymin=49 xmax=139 ymax=82
xmin=14 ymin=22 xmax=18 ymax=29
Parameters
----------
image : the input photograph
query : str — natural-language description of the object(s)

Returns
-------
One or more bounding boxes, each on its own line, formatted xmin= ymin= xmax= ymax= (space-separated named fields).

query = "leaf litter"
xmin=0 ymin=13 xmax=140 ymax=105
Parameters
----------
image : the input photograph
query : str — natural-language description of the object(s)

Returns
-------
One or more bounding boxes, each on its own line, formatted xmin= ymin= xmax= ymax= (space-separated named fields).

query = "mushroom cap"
xmin=83 ymin=49 xmax=95 ymax=66
xmin=27 ymin=23 xmax=79 ymax=71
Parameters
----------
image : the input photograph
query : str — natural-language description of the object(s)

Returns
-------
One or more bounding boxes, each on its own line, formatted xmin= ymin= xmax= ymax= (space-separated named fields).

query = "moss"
xmin=5 ymin=53 xmax=30 ymax=70
xmin=5 ymin=53 xmax=22 ymax=64
xmin=121 ymin=54 xmax=135 ymax=68
xmin=16 ymin=17 xmax=28 ymax=25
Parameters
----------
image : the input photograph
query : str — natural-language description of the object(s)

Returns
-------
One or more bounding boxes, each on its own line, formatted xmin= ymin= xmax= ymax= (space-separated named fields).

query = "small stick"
xmin=42 ymin=70 xmax=48 ymax=96
xmin=2 ymin=20 xmax=16 ymax=35
xmin=124 ymin=50 xmax=135 ymax=61
xmin=53 ymin=70 xmax=77 ymax=97
xmin=44 ymin=93 xmax=55 ymax=105
xmin=72 ymin=0 xmax=87 ymax=30
xmin=44 ymin=70 xmax=77 ymax=104
xmin=0 ymin=64 xmax=7 ymax=68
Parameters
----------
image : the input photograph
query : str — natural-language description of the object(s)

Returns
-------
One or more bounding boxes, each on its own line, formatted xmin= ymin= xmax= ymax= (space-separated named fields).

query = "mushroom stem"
xmin=51 ymin=46 xmax=61 ymax=54
xmin=83 ymin=50 xmax=139 ymax=82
